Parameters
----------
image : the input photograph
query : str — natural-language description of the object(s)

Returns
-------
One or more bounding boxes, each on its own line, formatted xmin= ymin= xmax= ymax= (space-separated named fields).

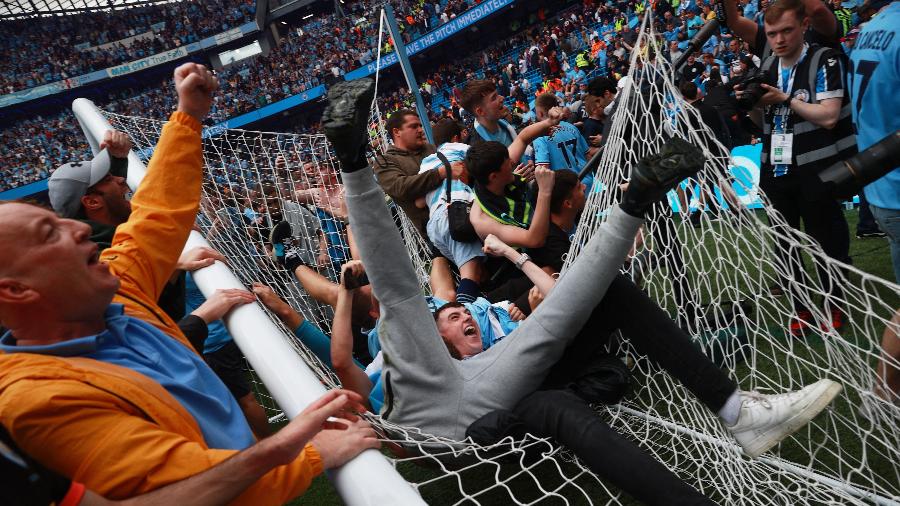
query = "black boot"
xmin=321 ymin=78 xmax=376 ymax=173
xmin=621 ymin=137 xmax=705 ymax=217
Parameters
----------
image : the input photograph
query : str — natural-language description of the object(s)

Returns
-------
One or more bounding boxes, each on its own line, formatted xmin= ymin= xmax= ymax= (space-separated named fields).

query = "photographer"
xmin=739 ymin=0 xmax=856 ymax=335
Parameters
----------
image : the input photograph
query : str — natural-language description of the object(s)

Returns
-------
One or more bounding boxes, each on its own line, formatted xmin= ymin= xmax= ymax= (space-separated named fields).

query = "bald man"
xmin=0 ymin=63 xmax=377 ymax=504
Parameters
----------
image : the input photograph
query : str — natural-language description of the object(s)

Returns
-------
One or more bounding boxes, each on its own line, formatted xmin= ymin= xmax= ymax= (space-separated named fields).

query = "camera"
xmin=815 ymin=130 xmax=900 ymax=200
xmin=733 ymin=68 xmax=774 ymax=111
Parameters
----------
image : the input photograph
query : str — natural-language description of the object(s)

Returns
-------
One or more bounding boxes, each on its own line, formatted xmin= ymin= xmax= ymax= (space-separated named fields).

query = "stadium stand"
xmin=0 ymin=0 xmax=875 ymax=195
xmin=0 ymin=0 xmax=257 ymax=93
xmin=0 ymin=0 xmax=488 ymax=191
xmin=1 ymin=113 xmax=90 ymax=191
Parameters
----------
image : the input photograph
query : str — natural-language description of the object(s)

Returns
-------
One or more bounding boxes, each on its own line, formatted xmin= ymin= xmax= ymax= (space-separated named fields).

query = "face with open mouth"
xmin=487 ymin=91 xmax=508 ymax=122
xmin=436 ymin=304 xmax=483 ymax=359
xmin=0 ymin=203 xmax=120 ymax=323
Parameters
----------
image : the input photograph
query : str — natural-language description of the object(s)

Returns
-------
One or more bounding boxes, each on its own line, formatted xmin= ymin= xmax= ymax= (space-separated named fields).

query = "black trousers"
xmin=543 ymin=274 xmax=736 ymax=411
xmin=469 ymin=274 xmax=735 ymax=505
xmin=761 ymin=173 xmax=850 ymax=311
xmin=512 ymin=390 xmax=717 ymax=506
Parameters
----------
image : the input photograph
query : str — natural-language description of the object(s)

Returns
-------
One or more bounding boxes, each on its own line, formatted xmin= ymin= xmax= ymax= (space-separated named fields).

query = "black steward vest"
xmin=759 ymin=44 xmax=857 ymax=177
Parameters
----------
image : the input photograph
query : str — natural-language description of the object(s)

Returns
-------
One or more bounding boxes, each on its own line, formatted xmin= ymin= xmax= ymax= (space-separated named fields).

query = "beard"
xmin=109 ymin=199 xmax=133 ymax=226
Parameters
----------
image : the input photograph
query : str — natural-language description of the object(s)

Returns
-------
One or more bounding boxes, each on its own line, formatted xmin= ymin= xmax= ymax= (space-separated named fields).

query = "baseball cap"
xmin=48 ymin=149 xmax=125 ymax=218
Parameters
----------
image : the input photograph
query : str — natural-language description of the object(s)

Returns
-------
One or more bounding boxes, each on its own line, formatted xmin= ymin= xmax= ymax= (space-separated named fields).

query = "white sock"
xmin=718 ymin=390 xmax=742 ymax=426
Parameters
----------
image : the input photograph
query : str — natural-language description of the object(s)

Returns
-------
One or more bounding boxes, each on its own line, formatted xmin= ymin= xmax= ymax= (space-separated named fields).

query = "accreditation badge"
xmin=770 ymin=131 xmax=794 ymax=165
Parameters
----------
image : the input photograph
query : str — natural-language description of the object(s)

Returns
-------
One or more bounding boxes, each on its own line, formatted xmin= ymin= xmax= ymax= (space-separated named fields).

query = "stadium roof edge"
xmin=0 ymin=0 xmax=182 ymax=20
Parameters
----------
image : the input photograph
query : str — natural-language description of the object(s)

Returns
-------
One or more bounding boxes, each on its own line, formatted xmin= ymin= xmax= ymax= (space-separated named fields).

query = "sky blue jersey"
xmin=848 ymin=3 xmax=900 ymax=209
xmin=533 ymin=121 xmax=590 ymax=173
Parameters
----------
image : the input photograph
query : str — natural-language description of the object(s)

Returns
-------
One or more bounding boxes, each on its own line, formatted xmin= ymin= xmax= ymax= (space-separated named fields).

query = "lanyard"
xmin=775 ymin=43 xmax=808 ymax=132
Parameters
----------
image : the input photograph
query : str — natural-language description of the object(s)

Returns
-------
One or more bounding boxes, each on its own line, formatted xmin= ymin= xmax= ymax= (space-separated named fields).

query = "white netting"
xmin=101 ymin=19 xmax=899 ymax=506
xmin=565 ymin=16 xmax=900 ymax=506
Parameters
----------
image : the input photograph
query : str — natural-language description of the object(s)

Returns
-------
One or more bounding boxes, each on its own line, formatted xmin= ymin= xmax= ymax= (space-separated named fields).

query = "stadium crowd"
xmin=0 ymin=0 xmax=487 ymax=191
xmin=0 ymin=2 xmax=590 ymax=191
xmin=0 ymin=0 xmax=481 ymax=96
xmin=0 ymin=0 xmax=733 ymax=190
xmin=0 ymin=0 xmax=257 ymax=94
xmin=0 ymin=0 xmax=887 ymax=203
xmin=2 ymin=0 xmax=899 ymax=502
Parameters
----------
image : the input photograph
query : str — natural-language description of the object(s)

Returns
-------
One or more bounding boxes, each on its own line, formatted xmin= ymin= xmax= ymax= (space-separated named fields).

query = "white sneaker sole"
xmin=742 ymin=380 xmax=842 ymax=458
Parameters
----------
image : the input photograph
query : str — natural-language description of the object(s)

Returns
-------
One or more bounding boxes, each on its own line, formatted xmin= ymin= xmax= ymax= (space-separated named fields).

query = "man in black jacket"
xmin=372 ymin=109 xmax=454 ymax=237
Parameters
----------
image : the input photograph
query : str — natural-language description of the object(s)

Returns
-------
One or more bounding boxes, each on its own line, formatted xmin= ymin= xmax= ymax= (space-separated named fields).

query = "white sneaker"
xmin=727 ymin=379 xmax=842 ymax=458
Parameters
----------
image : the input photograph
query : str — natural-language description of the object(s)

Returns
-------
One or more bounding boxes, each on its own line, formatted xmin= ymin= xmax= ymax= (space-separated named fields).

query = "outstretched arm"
xmin=342 ymin=166 xmax=457 ymax=381
xmin=372 ymin=154 xmax=444 ymax=203
xmin=482 ymin=234 xmax=556 ymax=296
xmin=333 ymin=262 xmax=375 ymax=408
xmin=804 ymin=0 xmax=838 ymax=41
xmin=508 ymin=106 xmax=565 ymax=162
xmin=253 ymin=281 xmax=364 ymax=375
xmin=721 ymin=0 xmax=759 ymax=46
xmin=0 ymin=367 xmax=375 ymax=505
xmin=123 ymin=389 xmax=372 ymax=505
xmin=470 ymin=168 xmax=555 ymax=249
xmin=106 ymin=63 xmax=218 ymax=304
xmin=252 ymin=282 xmax=304 ymax=330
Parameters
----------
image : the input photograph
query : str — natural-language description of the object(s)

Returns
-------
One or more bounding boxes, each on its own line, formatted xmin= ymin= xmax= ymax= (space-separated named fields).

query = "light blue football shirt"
xmin=849 ymin=3 xmax=900 ymax=209
xmin=533 ymin=121 xmax=590 ymax=173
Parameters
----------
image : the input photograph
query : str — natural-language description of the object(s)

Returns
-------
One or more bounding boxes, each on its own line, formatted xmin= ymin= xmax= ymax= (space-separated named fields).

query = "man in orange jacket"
xmin=0 ymin=63 xmax=379 ymax=505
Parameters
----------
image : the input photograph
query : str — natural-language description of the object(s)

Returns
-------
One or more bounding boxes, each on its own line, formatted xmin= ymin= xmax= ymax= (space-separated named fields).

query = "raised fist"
xmin=99 ymin=130 xmax=132 ymax=158
xmin=482 ymin=234 xmax=512 ymax=258
xmin=339 ymin=260 xmax=367 ymax=289
xmin=534 ymin=166 xmax=556 ymax=193
xmin=546 ymin=106 xmax=567 ymax=125
xmin=174 ymin=63 xmax=218 ymax=122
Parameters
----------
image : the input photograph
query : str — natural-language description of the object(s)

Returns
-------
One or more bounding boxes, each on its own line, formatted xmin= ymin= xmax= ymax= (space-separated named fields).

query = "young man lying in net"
xmin=321 ymin=78 xmax=842 ymax=501
xmin=252 ymin=255 xmax=525 ymax=413
xmin=0 ymin=63 xmax=378 ymax=505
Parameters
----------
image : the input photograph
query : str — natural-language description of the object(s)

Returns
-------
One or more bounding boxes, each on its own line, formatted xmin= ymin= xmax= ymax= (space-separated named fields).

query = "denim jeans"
xmin=870 ymin=204 xmax=900 ymax=283
xmin=857 ymin=193 xmax=880 ymax=234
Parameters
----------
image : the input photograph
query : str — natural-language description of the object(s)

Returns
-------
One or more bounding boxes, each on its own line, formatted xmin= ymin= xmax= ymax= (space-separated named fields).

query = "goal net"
xmin=101 ymin=20 xmax=899 ymax=506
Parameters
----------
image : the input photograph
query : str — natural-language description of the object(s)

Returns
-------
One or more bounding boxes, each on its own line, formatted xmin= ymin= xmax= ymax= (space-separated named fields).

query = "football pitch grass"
xmin=288 ymin=208 xmax=896 ymax=506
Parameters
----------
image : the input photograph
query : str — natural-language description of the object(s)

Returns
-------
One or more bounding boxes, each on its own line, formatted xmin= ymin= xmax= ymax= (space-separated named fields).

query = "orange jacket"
xmin=0 ymin=112 xmax=322 ymax=504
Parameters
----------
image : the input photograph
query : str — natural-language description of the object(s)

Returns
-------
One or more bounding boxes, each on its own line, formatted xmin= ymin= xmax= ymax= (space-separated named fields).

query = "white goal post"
xmin=71 ymin=97 xmax=425 ymax=506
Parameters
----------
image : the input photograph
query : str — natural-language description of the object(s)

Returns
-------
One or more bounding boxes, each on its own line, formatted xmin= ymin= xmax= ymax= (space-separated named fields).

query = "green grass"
xmin=287 ymin=208 xmax=896 ymax=506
